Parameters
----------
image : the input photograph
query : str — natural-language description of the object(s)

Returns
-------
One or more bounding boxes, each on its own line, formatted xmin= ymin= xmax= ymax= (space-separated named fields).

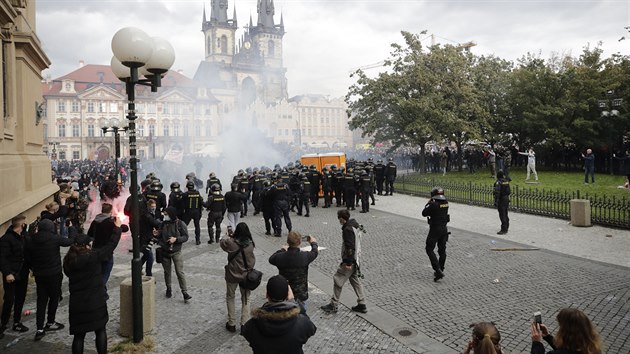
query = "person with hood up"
xmin=220 ymin=222 xmax=255 ymax=333
xmin=63 ymin=218 xmax=122 ymax=354
xmin=153 ymin=206 xmax=191 ymax=301
xmin=241 ymin=275 xmax=317 ymax=353
xmin=26 ymin=219 xmax=75 ymax=340
xmin=320 ymin=209 xmax=367 ymax=314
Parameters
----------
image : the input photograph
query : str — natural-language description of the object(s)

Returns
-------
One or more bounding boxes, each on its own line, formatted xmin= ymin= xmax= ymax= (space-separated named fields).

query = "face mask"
xmin=163 ymin=214 xmax=171 ymax=221
xmin=149 ymin=207 xmax=156 ymax=213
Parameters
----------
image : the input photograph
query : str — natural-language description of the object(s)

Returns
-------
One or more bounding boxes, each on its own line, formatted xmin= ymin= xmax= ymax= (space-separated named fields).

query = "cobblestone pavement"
xmin=2 ymin=193 xmax=628 ymax=353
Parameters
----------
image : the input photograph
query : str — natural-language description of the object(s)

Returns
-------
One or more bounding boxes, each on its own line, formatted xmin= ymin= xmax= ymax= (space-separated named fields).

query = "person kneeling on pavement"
xmin=242 ymin=275 xmax=317 ymax=354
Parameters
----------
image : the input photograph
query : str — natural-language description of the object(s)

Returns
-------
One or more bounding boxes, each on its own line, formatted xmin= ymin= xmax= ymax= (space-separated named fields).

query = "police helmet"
xmin=246 ymin=167 xmax=252 ymax=174
xmin=186 ymin=181 xmax=195 ymax=190
xmin=430 ymin=187 xmax=446 ymax=200
xmin=287 ymin=162 xmax=294 ymax=168
xmin=263 ymin=180 xmax=271 ymax=187
xmin=209 ymin=172 xmax=216 ymax=178
xmin=347 ymin=168 xmax=353 ymax=174
xmin=368 ymin=157 xmax=373 ymax=162
xmin=310 ymin=164 xmax=316 ymax=170
xmin=253 ymin=167 xmax=259 ymax=173
xmin=141 ymin=179 xmax=152 ymax=190
xmin=211 ymin=183 xmax=221 ymax=192
xmin=146 ymin=172 xmax=156 ymax=180
xmin=186 ymin=172 xmax=195 ymax=179
xmin=361 ymin=170 xmax=368 ymax=176
xmin=377 ymin=159 xmax=383 ymax=164
xmin=170 ymin=182 xmax=181 ymax=191
xmin=238 ymin=169 xmax=245 ymax=177
xmin=388 ymin=157 xmax=393 ymax=162
xmin=150 ymin=181 xmax=162 ymax=192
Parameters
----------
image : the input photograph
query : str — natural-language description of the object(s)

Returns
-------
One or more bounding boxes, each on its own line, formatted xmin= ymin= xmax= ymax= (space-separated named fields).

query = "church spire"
xmin=233 ymin=5 xmax=237 ymax=26
xmin=203 ymin=2 xmax=207 ymax=23
xmin=210 ymin=0 xmax=228 ymax=23
xmin=257 ymin=0 xmax=275 ymax=28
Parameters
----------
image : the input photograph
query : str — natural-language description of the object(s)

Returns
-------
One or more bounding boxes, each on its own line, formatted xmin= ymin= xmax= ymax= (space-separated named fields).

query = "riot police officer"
xmin=493 ymin=171 xmax=511 ymax=235
xmin=271 ymin=177 xmax=292 ymax=237
xmin=260 ymin=180 xmax=274 ymax=235
xmin=421 ymin=187 xmax=450 ymax=282
xmin=374 ymin=160 xmax=385 ymax=195
xmin=309 ymin=165 xmax=321 ymax=207
xmin=144 ymin=180 xmax=167 ymax=212
xmin=298 ymin=174 xmax=311 ymax=217
xmin=385 ymin=158 xmax=397 ymax=196
xmin=167 ymin=182 xmax=186 ymax=219
xmin=359 ymin=170 xmax=371 ymax=213
xmin=205 ymin=172 xmax=222 ymax=195
xmin=334 ymin=167 xmax=344 ymax=207
xmin=288 ymin=170 xmax=301 ymax=212
xmin=322 ymin=168 xmax=333 ymax=208
xmin=343 ymin=168 xmax=356 ymax=210
xmin=183 ymin=181 xmax=204 ymax=245
xmin=204 ymin=184 xmax=226 ymax=244
xmin=251 ymin=169 xmax=264 ymax=215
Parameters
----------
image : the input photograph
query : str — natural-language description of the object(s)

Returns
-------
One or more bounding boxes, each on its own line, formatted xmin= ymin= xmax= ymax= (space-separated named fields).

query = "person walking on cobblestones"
xmin=269 ymin=231 xmax=318 ymax=314
xmin=154 ymin=207 xmax=191 ymax=301
xmin=220 ymin=222 xmax=255 ymax=333
xmin=531 ymin=308 xmax=602 ymax=354
xmin=493 ymin=171 xmax=511 ymax=235
xmin=421 ymin=187 xmax=450 ymax=282
xmin=461 ymin=322 xmax=505 ymax=354
xmin=321 ymin=210 xmax=367 ymax=314
xmin=242 ymin=275 xmax=317 ymax=353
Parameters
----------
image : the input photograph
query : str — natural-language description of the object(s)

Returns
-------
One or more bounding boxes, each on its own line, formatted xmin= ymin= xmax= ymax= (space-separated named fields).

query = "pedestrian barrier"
xmin=396 ymin=175 xmax=630 ymax=229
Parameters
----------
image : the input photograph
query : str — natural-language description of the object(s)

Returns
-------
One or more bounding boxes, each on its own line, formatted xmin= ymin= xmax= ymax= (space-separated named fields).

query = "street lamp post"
xmin=111 ymin=27 xmax=175 ymax=343
xmin=599 ymin=90 xmax=623 ymax=175
xmin=101 ymin=120 xmax=128 ymax=182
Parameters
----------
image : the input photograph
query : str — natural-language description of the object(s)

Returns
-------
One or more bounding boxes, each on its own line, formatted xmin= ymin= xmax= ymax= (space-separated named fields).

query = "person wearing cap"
xmin=63 ymin=217 xmax=122 ymax=354
xmin=25 ymin=219 xmax=75 ymax=340
xmin=241 ymin=275 xmax=317 ymax=353
xmin=154 ymin=206 xmax=191 ymax=301
xmin=493 ymin=171 xmax=511 ymax=235
xmin=421 ymin=187 xmax=450 ymax=282
xmin=269 ymin=232 xmax=318 ymax=314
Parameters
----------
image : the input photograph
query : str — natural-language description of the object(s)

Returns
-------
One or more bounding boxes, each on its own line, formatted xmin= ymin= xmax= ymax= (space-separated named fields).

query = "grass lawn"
xmin=400 ymin=169 xmax=630 ymax=200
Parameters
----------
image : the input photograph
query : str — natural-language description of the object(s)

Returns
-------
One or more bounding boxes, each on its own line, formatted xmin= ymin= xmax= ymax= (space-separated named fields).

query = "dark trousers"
xmin=263 ymin=211 xmax=273 ymax=233
xmin=252 ymin=192 xmax=261 ymax=212
xmin=376 ymin=178 xmax=384 ymax=194
xmin=335 ymin=187 xmax=344 ymax=206
xmin=584 ymin=166 xmax=595 ymax=183
xmin=323 ymin=190 xmax=332 ymax=207
xmin=207 ymin=212 xmax=223 ymax=242
xmin=385 ymin=178 xmax=395 ymax=195
xmin=310 ymin=189 xmax=319 ymax=207
xmin=498 ymin=200 xmax=509 ymax=231
xmin=35 ymin=273 xmax=62 ymax=329
xmin=426 ymin=230 xmax=448 ymax=272
xmin=141 ymin=248 xmax=154 ymax=276
xmin=361 ymin=192 xmax=370 ymax=212
xmin=344 ymin=189 xmax=356 ymax=209
xmin=273 ymin=203 xmax=292 ymax=235
xmin=101 ymin=258 xmax=114 ymax=295
xmin=298 ymin=195 xmax=310 ymax=215
xmin=1 ymin=275 xmax=28 ymax=326
xmin=185 ymin=211 xmax=201 ymax=242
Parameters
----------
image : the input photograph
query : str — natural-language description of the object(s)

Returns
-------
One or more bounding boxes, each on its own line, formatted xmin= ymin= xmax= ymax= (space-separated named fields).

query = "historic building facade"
xmin=0 ymin=0 xmax=55 ymax=229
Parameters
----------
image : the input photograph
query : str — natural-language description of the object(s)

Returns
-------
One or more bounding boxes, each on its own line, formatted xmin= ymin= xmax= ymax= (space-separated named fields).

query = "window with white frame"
xmin=58 ymin=124 xmax=66 ymax=137
xmin=163 ymin=124 xmax=170 ymax=137
xmin=87 ymin=101 xmax=94 ymax=113
xmin=99 ymin=102 xmax=106 ymax=113
xmin=88 ymin=125 xmax=94 ymax=137
xmin=57 ymin=100 xmax=65 ymax=112
xmin=149 ymin=124 xmax=155 ymax=137
xmin=72 ymin=125 xmax=79 ymax=137
xmin=73 ymin=151 xmax=80 ymax=160
xmin=173 ymin=124 xmax=179 ymax=136
xmin=72 ymin=101 xmax=79 ymax=112
xmin=110 ymin=102 xmax=118 ymax=113
xmin=138 ymin=125 xmax=144 ymax=137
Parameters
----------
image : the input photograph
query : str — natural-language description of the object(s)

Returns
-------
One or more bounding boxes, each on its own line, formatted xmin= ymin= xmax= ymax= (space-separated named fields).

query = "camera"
xmin=301 ymin=235 xmax=312 ymax=242
xmin=533 ymin=311 xmax=542 ymax=324
xmin=144 ymin=237 xmax=158 ymax=252
xmin=227 ymin=225 xmax=233 ymax=236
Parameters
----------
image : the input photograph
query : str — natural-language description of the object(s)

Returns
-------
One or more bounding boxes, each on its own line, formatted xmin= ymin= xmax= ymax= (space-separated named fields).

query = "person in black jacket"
xmin=0 ymin=215 xmax=30 ymax=336
xmin=40 ymin=199 xmax=69 ymax=234
xmin=87 ymin=203 xmax=122 ymax=299
xmin=63 ymin=220 xmax=122 ymax=354
xmin=493 ymin=171 xmax=511 ymax=235
xmin=260 ymin=181 xmax=274 ymax=235
xmin=154 ymin=207 xmax=191 ymax=300
xmin=205 ymin=184 xmax=226 ymax=244
xmin=241 ymin=275 xmax=317 ymax=354
xmin=269 ymin=231 xmax=318 ymax=314
xmin=140 ymin=199 xmax=162 ymax=276
xmin=421 ymin=187 xmax=450 ymax=282
xmin=26 ymin=219 xmax=74 ymax=340
xmin=182 ymin=181 xmax=204 ymax=245
xmin=271 ymin=178 xmax=292 ymax=237
xmin=225 ymin=183 xmax=247 ymax=230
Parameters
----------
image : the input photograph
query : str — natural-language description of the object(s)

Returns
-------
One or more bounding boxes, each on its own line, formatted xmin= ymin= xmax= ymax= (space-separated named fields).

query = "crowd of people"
xmin=0 ymin=154 xmax=608 ymax=354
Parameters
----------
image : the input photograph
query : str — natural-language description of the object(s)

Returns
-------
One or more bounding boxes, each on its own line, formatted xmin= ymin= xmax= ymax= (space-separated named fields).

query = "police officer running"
xmin=421 ymin=187 xmax=450 ymax=282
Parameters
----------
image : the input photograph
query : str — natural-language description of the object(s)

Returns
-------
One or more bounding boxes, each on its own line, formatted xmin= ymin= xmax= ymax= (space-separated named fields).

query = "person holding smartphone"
xmin=531 ymin=308 xmax=602 ymax=354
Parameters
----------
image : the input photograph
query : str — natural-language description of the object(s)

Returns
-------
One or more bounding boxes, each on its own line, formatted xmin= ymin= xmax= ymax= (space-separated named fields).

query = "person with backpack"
xmin=320 ymin=210 xmax=367 ymax=314
xmin=153 ymin=207 xmax=191 ymax=301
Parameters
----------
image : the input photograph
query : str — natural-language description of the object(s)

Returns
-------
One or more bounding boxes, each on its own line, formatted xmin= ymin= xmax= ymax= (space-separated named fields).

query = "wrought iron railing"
xmin=396 ymin=175 xmax=630 ymax=229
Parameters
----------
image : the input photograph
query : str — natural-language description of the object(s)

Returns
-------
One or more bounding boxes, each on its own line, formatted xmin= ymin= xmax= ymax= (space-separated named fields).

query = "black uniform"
xmin=238 ymin=176 xmax=250 ymax=217
xmin=168 ymin=190 xmax=186 ymax=218
xmin=309 ymin=169 xmax=321 ymax=207
xmin=298 ymin=178 xmax=311 ymax=217
xmin=288 ymin=173 xmax=301 ymax=212
xmin=205 ymin=193 xmax=226 ymax=243
xmin=182 ymin=189 xmax=204 ymax=244
xmin=374 ymin=163 xmax=385 ymax=195
xmin=343 ymin=171 xmax=356 ymax=210
xmin=261 ymin=185 xmax=275 ymax=235
xmin=385 ymin=161 xmax=397 ymax=195
xmin=205 ymin=177 xmax=222 ymax=194
xmin=359 ymin=173 xmax=371 ymax=213
xmin=251 ymin=175 xmax=264 ymax=215
xmin=421 ymin=197 xmax=450 ymax=279
xmin=322 ymin=171 xmax=333 ymax=208
xmin=333 ymin=171 xmax=344 ymax=207
xmin=271 ymin=181 xmax=292 ymax=236
xmin=494 ymin=177 xmax=511 ymax=234
xmin=144 ymin=190 xmax=167 ymax=213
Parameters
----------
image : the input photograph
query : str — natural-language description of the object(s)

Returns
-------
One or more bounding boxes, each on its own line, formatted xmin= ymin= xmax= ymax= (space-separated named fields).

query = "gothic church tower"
xmin=202 ymin=0 xmax=238 ymax=64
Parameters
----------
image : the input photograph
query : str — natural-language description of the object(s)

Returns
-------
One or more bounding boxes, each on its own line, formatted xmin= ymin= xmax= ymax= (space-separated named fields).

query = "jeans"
xmin=584 ymin=166 xmax=595 ymax=183
xmin=35 ymin=273 xmax=62 ymax=329
xmin=101 ymin=258 xmax=114 ymax=295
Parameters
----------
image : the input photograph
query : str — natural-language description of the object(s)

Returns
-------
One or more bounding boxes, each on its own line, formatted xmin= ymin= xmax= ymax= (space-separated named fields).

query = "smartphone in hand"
xmin=534 ymin=311 xmax=542 ymax=324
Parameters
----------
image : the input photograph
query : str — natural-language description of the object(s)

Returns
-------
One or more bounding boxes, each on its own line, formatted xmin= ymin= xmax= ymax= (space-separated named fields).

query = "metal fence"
xmin=396 ymin=174 xmax=630 ymax=229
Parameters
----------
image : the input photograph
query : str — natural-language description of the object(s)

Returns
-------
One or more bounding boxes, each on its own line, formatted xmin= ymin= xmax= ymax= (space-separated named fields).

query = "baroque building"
xmin=0 ymin=0 xmax=54 ymax=230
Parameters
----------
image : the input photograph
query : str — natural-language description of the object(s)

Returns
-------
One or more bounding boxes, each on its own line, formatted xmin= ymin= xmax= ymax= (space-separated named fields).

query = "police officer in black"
xmin=374 ymin=160 xmax=385 ymax=195
xmin=144 ymin=180 xmax=167 ymax=212
xmin=271 ymin=177 xmax=292 ymax=237
xmin=298 ymin=174 xmax=311 ymax=217
xmin=421 ymin=187 xmax=450 ymax=282
xmin=366 ymin=165 xmax=376 ymax=205
xmin=308 ymin=165 xmax=321 ymax=207
xmin=334 ymin=167 xmax=344 ymax=207
xmin=182 ymin=181 xmax=204 ymax=245
xmin=359 ymin=170 xmax=371 ymax=213
xmin=204 ymin=184 xmax=226 ymax=244
xmin=385 ymin=158 xmax=397 ymax=196
xmin=238 ymin=171 xmax=250 ymax=217
xmin=251 ymin=169 xmax=264 ymax=215
xmin=322 ymin=168 xmax=333 ymax=208
xmin=205 ymin=172 xmax=222 ymax=195
xmin=288 ymin=170 xmax=301 ymax=212
xmin=343 ymin=168 xmax=356 ymax=210
xmin=493 ymin=170 xmax=511 ymax=235
xmin=168 ymin=182 xmax=186 ymax=219
xmin=260 ymin=180 xmax=275 ymax=235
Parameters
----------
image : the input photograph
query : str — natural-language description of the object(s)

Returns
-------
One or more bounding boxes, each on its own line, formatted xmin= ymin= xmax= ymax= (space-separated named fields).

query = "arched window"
xmin=268 ymin=40 xmax=275 ymax=57
xmin=221 ymin=35 xmax=228 ymax=54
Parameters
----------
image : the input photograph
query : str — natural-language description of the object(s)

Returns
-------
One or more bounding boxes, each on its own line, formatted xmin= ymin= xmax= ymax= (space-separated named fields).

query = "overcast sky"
xmin=37 ymin=0 xmax=629 ymax=98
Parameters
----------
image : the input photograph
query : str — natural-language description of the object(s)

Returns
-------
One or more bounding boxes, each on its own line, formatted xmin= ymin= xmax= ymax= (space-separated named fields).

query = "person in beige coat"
xmin=220 ymin=222 xmax=256 ymax=332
